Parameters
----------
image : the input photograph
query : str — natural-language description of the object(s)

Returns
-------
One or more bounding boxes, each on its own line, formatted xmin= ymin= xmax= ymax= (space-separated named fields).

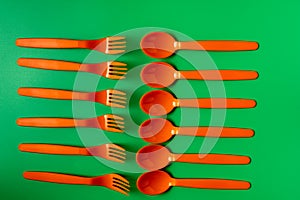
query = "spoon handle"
xmin=16 ymin=117 xmax=99 ymax=128
xmin=178 ymin=98 xmax=256 ymax=108
xmin=179 ymin=70 xmax=258 ymax=80
xmin=17 ymin=58 xmax=105 ymax=75
xmin=19 ymin=143 xmax=89 ymax=156
xmin=174 ymin=178 xmax=251 ymax=190
xmin=177 ymin=127 xmax=254 ymax=138
xmin=179 ymin=40 xmax=259 ymax=51
xmin=175 ymin=153 xmax=251 ymax=164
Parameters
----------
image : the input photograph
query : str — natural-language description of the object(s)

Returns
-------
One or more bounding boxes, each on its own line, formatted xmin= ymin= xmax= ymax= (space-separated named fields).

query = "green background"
xmin=1 ymin=0 xmax=299 ymax=199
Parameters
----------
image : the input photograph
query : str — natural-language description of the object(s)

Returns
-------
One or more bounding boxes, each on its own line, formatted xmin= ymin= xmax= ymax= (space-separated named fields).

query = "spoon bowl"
xmin=136 ymin=145 xmax=171 ymax=171
xmin=141 ymin=62 xmax=177 ymax=88
xmin=137 ymin=170 xmax=172 ymax=195
xmin=139 ymin=118 xmax=175 ymax=143
xmin=140 ymin=90 xmax=176 ymax=116
xmin=140 ymin=32 xmax=176 ymax=58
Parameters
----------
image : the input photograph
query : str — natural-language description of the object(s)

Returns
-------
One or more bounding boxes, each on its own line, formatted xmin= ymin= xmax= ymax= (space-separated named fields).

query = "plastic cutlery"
xmin=19 ymin=143 xmax=126 ymax=163
xmin=18 ymin=88 xmax=127 ymax=108
xmin=17 ymin=114 xmax=124 ymax=132
xmin=139 ymin=118 xmax=254 ymax=143
xmin=17 ymin=58 xmax=127 ymax=79
xmin=140 ymin=90 xmax=256 ymax=116
xmin=141 ymin=62 xmax=258 ymax=88
xmin=136 ymin=145 xmax=250 ymax=171
xmin=16 ymin=36 xmax=126 ymax=54
xmin=24 ymin=171 xmax=130 ymax=195
xmin=137 ymin=170 xmax=250 ymax=195
xmin=140 ymin=32 xmax=259 ymax=58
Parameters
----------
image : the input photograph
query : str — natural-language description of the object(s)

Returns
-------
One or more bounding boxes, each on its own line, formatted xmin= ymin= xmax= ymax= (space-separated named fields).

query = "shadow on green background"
xmin=0 ymin=0 xmax=300 ymax=199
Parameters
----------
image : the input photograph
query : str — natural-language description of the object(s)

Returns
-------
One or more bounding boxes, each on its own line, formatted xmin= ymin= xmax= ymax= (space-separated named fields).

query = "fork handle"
xmin=178 ymin=98 xmax=256 ymax=108
xmin=17 ymin=118 xmax=99 ymax=128
xmin=175 ymin=178 xmax=251 ymax=190
xmin=175 ymin=154 xmax=251 ymax=165
xmin=179 ymin=40 xmax=259 ymax=51
xmin=19 ymin=144 xmax=89 ymax=156
xmin=18 ymin=88 xmax=95 ymax=101
xmin=179 ymin=70 xmax=258 ymax=80
xmin=17 ymin=58 xmax=105 ymax=75
xmin=177 ymin=127 xmax=254 ymax=138
xmin=16 ymin=38 xmax=101 ymax=49
xmin=24 ymin=171 xmax=92 ymax=185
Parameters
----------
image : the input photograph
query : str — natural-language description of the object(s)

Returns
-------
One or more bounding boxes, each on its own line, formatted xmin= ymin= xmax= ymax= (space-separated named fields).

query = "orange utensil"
xmin=16 ymin=36 xmax=126 ymax=54
xmin=19 ymin=143 xmax=126 ymax=163
xmin=140 ymin=90 xmax=256 ymax=116
xmin=137 ymin=170 xmax=250 ymax=195
xmin=141 ymin=62 xmax=258 ymax=88
xmin=17 ymin=58 xmax=127 ymax=79
xmin=140 ymin=32 xmax=259 ymax=58
xmin=139 ymin=118 xmax=254 ymax=143
xmin=136 ymin=145 xmax=250 ymax=171
xmin=18 ymin=88 xmax=127 ymax=108
xmin=24 ymin=171 xmax=130 ymax=195
xmin=17 ymin=114 xmax=124 ymax=132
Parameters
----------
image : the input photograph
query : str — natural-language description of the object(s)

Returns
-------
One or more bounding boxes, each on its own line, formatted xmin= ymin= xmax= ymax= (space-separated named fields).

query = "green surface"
xmin=1 ymin=0 xmax=300 ymax=199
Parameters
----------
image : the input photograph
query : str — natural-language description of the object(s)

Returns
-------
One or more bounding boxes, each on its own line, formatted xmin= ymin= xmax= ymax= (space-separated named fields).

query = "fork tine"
xmin=108 ymin=36 xmax=125 ymax=41
xmin=107 ymin=50 xmax=125 ymax=54
xmin=109 ymin=71 xmax=127 ymax=75
xmin=107 ymin=119 xmax=125 ymax=125
xmin=109 ymin=41 xmax=126 ymax=45
xmin=113 ymin=175 xmax=130 ymax=185
xmin=107 ymin=75 xmax=126 ymax=80
xmin=111 ymin=94 xmax=127 ymax=100
xmin=110 ymin=185 xmax=129 ymax=196
xmin=107 ymin=115 xmax=124 ymax=121
xmin=113 ymin=182 xmax=130 ymax=192
xmin=109 ymin=148 xmax=126 ymax=156
xmin=110 ymin=61 xmax=127 ymax=67
xmin=109 ymin=66 xmax=128 ymax=71
xmin=109 ymin=90 xmax=126 ymax=95
xmin=106 ymin=126 xmax=123 ymax=133
xmin=107 ymin=155 xmax=125 ymax=163
xmin=109 ymin=103 xmax=125 ymax=108
xmin=109 ymin=98 xmax=126 ymax=105
xmin=109 ymin=144 xmax=126 ymax=152
xmin=109 ymin=153 xmax=126 ymax=162
xmin=109 ymin=45 xmax=126 ymax=49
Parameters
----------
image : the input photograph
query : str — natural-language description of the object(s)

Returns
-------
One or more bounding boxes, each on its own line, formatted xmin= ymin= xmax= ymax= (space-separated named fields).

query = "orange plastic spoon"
xmin=137 ymin=170 xmax=251 ymax=195
xmin=139 ymin=118 xmax=254 ymax=143
xmin=136 ymin=145 xmax=250 ymax=171
xmin=140 ymin=32 xmax=259 ymax=58
xmin=140 ymin=90 xmax=256 ymax=116
xmin=141 ymin=62 xmax=258 ymax=88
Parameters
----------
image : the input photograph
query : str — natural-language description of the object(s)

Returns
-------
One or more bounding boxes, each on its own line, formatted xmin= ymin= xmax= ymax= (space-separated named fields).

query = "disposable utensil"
xmin=140 ymin=32 xmax=259 ymax=58
xmin=141 ymin=62 xmax=258 ymax=88
xmin=137 ymin=170 xmax=250 ymax=195
xmin=136 ymin=145 xmax=250 ymax=171
xmin=140 ymin=90 xmax=256 ymax=116
xmin=139 ymin=118 xmax=254 ymax=143
xmin=24 ymin=171 xmax=130 ymax=195
xmin=18 ymin=88 xmax=126 ymax=108
xmin=17 ymin=114 xmax=124 ymax=133
xmin=16 ymin=36 xmax=126 ymax=54
xmin=17 ymin=58 xmax=127 ymax=79
xmin=19 ymin=143 xmax=126 ymax=163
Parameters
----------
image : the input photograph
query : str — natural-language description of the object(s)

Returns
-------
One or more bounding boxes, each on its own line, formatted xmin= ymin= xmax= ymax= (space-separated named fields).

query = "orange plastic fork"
xmin=19 ymin=143 xmax=126 ymax=163
xmin=17 ymin=114 xmax=124 ymax=132
xmin=17 ymin=58 xmax=127 ymax=79
xmin=16 ymin=36 xmax=126 ymax=54
xmin=24 ymin=171 xmax=130 ymax=195
xmin=18 ymin=88 xmax=127 ymax=108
